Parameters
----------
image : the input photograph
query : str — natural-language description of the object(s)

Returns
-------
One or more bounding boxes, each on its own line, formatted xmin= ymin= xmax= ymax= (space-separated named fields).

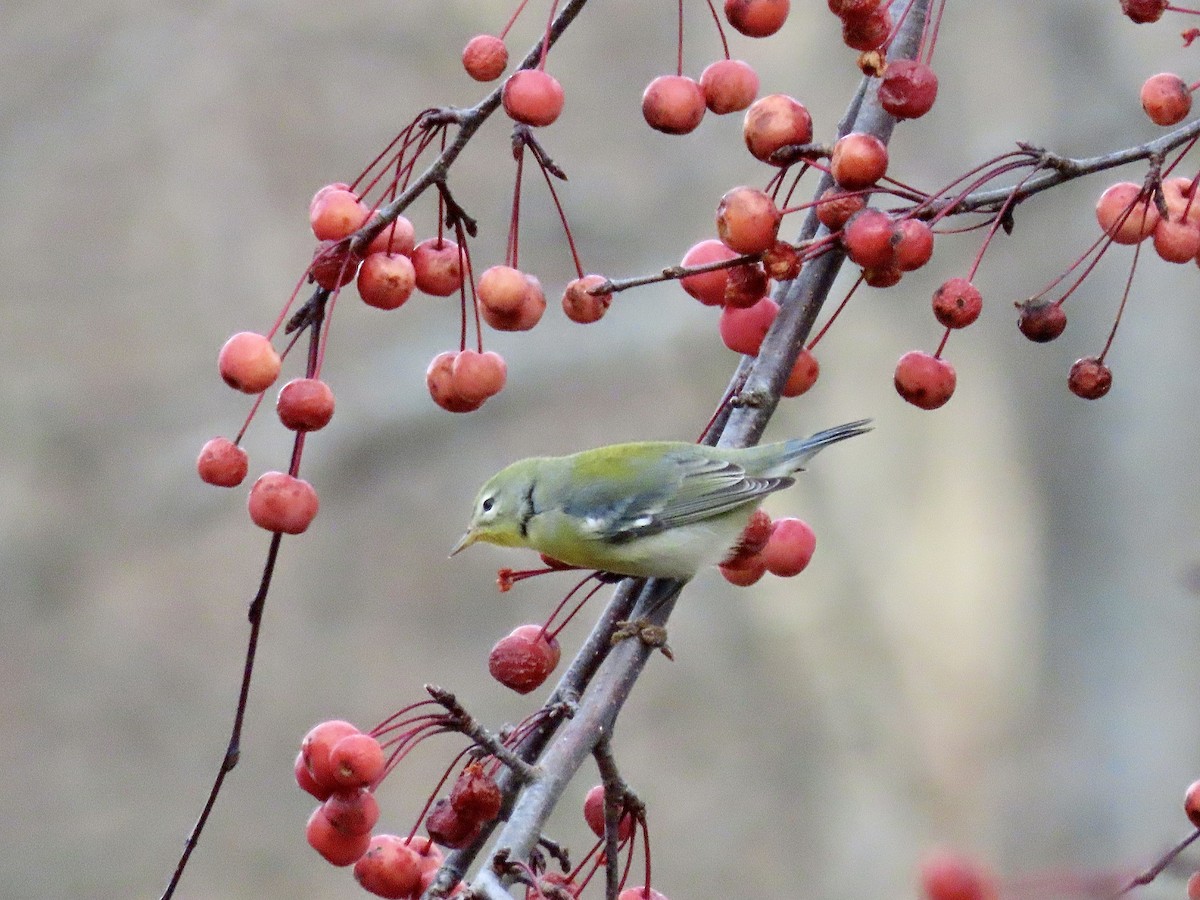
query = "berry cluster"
xmin=718 ymin=509 xmax=818 ymax=586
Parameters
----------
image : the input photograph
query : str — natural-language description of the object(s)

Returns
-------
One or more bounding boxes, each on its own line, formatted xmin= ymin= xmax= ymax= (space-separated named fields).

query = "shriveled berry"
xmin=357 ymin=252 xmax=416 ymax=310
xmin=462 ymin=34 xmax=508 ymax=82
xmin=248 ymin=471 xmax=320 ymax=534
xmin=277 ymin=378 xmax=335 ymax=431
xmin=450 ymin=763 xmax=502 ymax=823
xmin=719 ymin=552 xmax=767 ymax=586
xmin=502 ymin=69 xmax=564 ymax=127
xmin=488 ymin=624 xmax=561 ymax=694
xmin=642 ymin=75 xmax=706 ymax=135
xmin=307 ymin=806 xmax=371 ymax=867
xmin=719 ymin=296 xmax=779 ymax=355
xmin=762 ymin=241 xmax=801 ymax=280
xmin=680 ymin=239 xmax=740 ymax=306
xmin=699 ymin=59 xmax=759 ymax=114
xmin=724 ymin=263 xmax=769 ymax=308
xmin=1017 ymin=303 xmax=1066 ymax=342
xmin=841 ymin=9 xmax=891 ymax=51
xmin=918 ymin=849 xmax=998 ymax=900
xmin=562 ymin=274 xmax=613 ymax=323
xmin=816 ymin=188 xmax=865 ymax=231
xmin=583 ymin=784 xmax=635 ymax=841
xmin=717 ymin=186 xmax=782 ymax=254
xmin=1067 ymin=357 xmax=1112 ymax=400
xmin=723 ymin=508 xmax=773 ymax=565
xmin=743 ymin=94 xmax=813 ymax=164
xmin=932 ymin=278 xmax=982 ymax=329
xmin=880 ymin=59 xmax=939 ymax=119
xmin=1141 ymin=73 xmax=1192 ymax=126
xmin=762 ymin=517 xmax=816 ymax=576
xmin=894 ymin=351 xmax=956 ymax=410
xmin=426 ymin=798 xmax=482 ymax=849
xmin=724 ymin=0 xmax=789 ymax=37
xmin=310 ymin=240 xmax=361 ymax=290
xmin=218 ymin=331 xmax=281 ymax=394
xmin=197 ymin=437 xmax=248 ymax=487
xmin=412 ymin=239 xmax=463 ymax=296
xmin=828 ymin=0 xmax=883 ymax=14
xmin=322 ymin=788 xmax=381 ymax=837
xmin=782 ymin=349 xmax=820 ymax=396
xmin=354 ymin=834 xmax=423 ymax=899
xmin=830 ymin=132 xmax=888 ymax=189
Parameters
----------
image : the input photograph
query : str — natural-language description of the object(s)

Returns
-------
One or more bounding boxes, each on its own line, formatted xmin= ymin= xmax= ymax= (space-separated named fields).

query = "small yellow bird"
xmin=451 ymin=420 xmax=870 ymax=580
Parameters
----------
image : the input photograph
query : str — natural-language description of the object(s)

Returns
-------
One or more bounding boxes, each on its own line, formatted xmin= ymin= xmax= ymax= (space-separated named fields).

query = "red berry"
xmin=841 ymin=9 xmax=891 ymax=51
xmin=218 ymin=331 xmax=281 ymax=394
xmin=680 ymin=239 xmax=741 ymax=306
xmin=880 ymin=59 xmax=939 ymax=120
xmin=310 ymin=239 xmax=361 ymax=290
xmin=301 ymin=720 xmax=362 ymax=790
xmin=425 ymin=798 xmax=482 ymax=849
xmin=724 ymin=0 xmax=789 ymax=37
xmin=830 ymin=132 xmax=888 ymax=189
xmin=248 ymin=471 xmax=320 ymax=534
xmin=893 ymin=219 xmax=935 ymax=271
xmin=502 ymin=69 xmax=564 ymax=127
xmin=582 ymin=784 xmax=635 ymax=841
xmin=462 ymin=34 xmax=508 ymax=82
xmin=412 ymin=239 xmax=463 ymax=296
xmin=482 ymin=272 xmax=546 ymax=331
xmin=306 ymin=806 xmax=371 ymax=867
xmin=762 ymin=517 xmax=816 ymax=576
xmin=197 ymin=437 xmax=248 ymax=487
xmin=762 ymin=241 xmax=801 ymax=281
xmin=782 ymin=349 xmax=820 ymax=397
xmin=816 ymin=188 xmax=865 ymax=231
xmin=699 ymin=59 xmax=760 ymax=114
xmin=1121 ymin=0 xmax=1167 ymax=24
xmin=477 ymin=265 xmax=528 ymax=316
xmin=450 ymin=349 xmax=507 ymax=404
xmin=1153 ymin=217 xmax=1200 ymax=263
xmin=357 ymin=252 xmax=416 ymax=310
xmin=719 ymin=552 xmax=768 ymax=586
xmin=724 ymin=263 xmax=770 ymax=308
xmin=719 ymin=296 xmax=779 ymax=355
xmin=1067 ymin=357 xmax=1112 ymax=400
xmin=1095 ymin=182 xmax=1159 ymax=244
xmin=426 ymin=351 xmax=484 ymax=414
xmin=295 ymin=750 xmax=333 ymax=800
xmin=310 ymin=182 xmax=351 ymax=217
xmin=276 ymin=378 xmax=336 ymax=431
xmin=828 ymin=0 xmax=883 ymax=14
xmin=918 ymin=849 xmax=998 ymax=900
xmin=354 ymin=834 xmax=423 ymax=899
xmin=562 ymin=274 xmax=613 ymax=323
xmin=743 ymin=94 xmax=813 ymax=164
xmin=310 ymin=189 xmax=370 ymax=242
xmin=863 ymin=264 xmax=901 ymax=288
xmin=450 ymin=762 xmax=502 ymax=823
xmin=618 ymin=887 xmax=669 ymax=900
xmin=329 ymin=732 xmax=385 ymax=789
xmin=932 ymin=278 xmax=982 ymax=329
xmin=1017 ymin=303 xmax=1067 ymax=342
xmin=322 ymin=788 xmax=381 ymax=837
xmin=842 ymin=208 xmax=896 ymax=269
xmin=717 ymin=186 xmax=782 ymax=254
xmin=1184 ymin=780 xmax=1200 ymax=827
xmin=1162 ymin=177 xmax=1200 ymax=225
xmin=894 ymin=351 xmax=956 ymax=410
xmin=488 ymin=624 xmax=561 ymax=694
xmin=641 ymin=75 xmax=706 ymax=135
xmin=1141 ymin=73 xmax=1192 ymax=126
xmin=365 ymin=216 xmax=415 ymax=257
xmin=1188 ymin=872 xmax=1200 ymax=900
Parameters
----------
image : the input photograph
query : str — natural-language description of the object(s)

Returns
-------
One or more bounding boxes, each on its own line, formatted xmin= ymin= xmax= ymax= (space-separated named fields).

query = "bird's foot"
xmin=611 ymin=619 xmax=673 ymax=660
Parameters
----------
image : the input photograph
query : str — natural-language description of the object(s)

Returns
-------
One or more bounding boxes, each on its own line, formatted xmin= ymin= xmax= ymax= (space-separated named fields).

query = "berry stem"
xmin=675 ymin=0 xmax=685 ymax=78
xmin=701 ymin=0 xmax=731 ymax=59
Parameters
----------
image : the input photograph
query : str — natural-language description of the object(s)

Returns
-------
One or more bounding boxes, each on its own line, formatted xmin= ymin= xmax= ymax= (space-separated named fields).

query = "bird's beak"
xmin=449 ymin=528 xmax=478 ymax=557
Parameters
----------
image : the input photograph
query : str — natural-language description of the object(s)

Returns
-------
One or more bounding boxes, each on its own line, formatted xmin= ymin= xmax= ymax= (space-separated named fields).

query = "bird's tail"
xmin=778 ymin=419 xmax=872 ymax=472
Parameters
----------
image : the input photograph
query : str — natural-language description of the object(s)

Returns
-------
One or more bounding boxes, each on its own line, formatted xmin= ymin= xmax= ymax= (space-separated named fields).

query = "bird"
xmin=450 ymin=419 xmax=870 ymax=581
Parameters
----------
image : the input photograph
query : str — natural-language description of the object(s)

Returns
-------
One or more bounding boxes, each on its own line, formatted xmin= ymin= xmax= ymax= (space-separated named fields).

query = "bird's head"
xmin=450 ymin=458 xmax=540 ymax=555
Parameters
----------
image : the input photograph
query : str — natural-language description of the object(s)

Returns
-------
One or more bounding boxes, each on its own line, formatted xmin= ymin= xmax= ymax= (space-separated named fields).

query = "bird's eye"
xmin=481 ymin=496 xmax=495 ymax=513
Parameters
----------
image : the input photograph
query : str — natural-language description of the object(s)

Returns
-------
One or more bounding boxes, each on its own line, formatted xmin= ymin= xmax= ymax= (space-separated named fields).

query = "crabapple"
xmin=719 ymin=296 xmax=779 ymax=355
xmin=481 ymin=272 xmax=546 ymax=331
xmin=426 ymin=351 xmax=484 ymax=414
xmin=719 ymin=552 xmax=767 ymax=586
xmin=502 ymin=69 xmax=564 ymax=126
xmin=357 ymin=251 xmax=416 ymax=310
xmin=841 ymin=9 xmax=891 ymax=51
xmin=1121 ymin=0 xmax=1167 ymax=24
xmin=743 ymin=94 xmax=813 ymax=164
xmin=1095 ymin=182 xmax=1158 ymax=244
xmin=642 ymin=75 xmax=706 ymax=135
xmin=306 ymin=806 xmax=371 ymax=867
xmin=488 ymin=624 xmax=561 ymax=694
xmin=329 ymin=732 xmax=385 ymax=789
xmin=354 ymin=834 xmax=423 ymax=899
xmin=301 ymin=720 xmax=362 ymax=790
xmin=918 ymin=849 xmax=998 ymax=900
xmin=450 ymin=763 xmax=502 ymax=823
xmin=583 ymin=784 xmax=635 ymax=841
xmin=276 ymin=378 xmax=335 ymax=432
xmin=816 ymin=188 xmax=865 ymax=231
xmin=462 ymin=34 xmax=507 ymax=82
xmin=1017 ymin=303 xmax=1067 ymax=342
xmin=1153 ymin=217 xmax=1200 ymax=263
xmin=725 ymin=0 xmax=790 ymax=37
xmin=197 ymin=437 xmax=248 ymax=487
xmin=680 ymin=239 xmax=740 ymax=306
xmin=699 ymin=59 xmax=759 ymax=114
xmin=716 ymin=186 xmax=782 ymax=254
xmin=425 ymin=798 xmax=482 ymax=849
xmin=1185 ymin=779 xmax=1200 ymax=827
xmin=1141 ymin=73 xmax=1192 ymax=126
xmin=932 ymin=278 xmax=982 ymax=329
xmin=842 ymin=208 xmax=896 ymax=269
xmin=322 ymin=788 xmax=381 ymax=837
xmin=762 ymin=517 xmax=816 ymax=576
xmin=1068 ymin=357 xmax=1112 ymax=399
xmin=894 ymin=351 xmax=956 ymax=410
xmin=893 ymin=219 xmax=934 ymax=271
xmin=763 ymin=241 xmax=801 ymax=280
xmin=412 ymin=238 xmax=463 ymax=296
xmin=248 ymin=472 xmax=320 ymax=533
xmin=295 ymin=751 xmax=332 ymax=801
xmin=310 ymin=240 xmax=361 ymax=290
xmin=562 ymin=274 xmax=613 ymax=323
xmin=724 ymin=262 xmax=769 ymax=308
xmin=830 ymin=132 xmax=888 ymax=189
xmin=450 ymin=349 xmax=507 ymax=404
xmin=218 ymin=331 xmax=281 ymax=394
xmin=365 ymin=215 xmax=415 ymax=257
xmin=782 ymin=349 xmax=820 ymax=396
xmin=310 ymin=188 xmax=370 ymax=241
xmin=880 ymin=59 xmax=939 ymax=119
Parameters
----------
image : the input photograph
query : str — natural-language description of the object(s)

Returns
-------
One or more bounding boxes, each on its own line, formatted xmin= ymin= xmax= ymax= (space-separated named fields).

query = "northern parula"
xmin=451 ymin=420 xmax=870 ymax=580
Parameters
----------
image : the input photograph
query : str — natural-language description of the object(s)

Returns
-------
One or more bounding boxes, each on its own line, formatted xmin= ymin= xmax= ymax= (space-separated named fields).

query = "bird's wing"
xmin=564 ymin=447 xmax=792 ymax=543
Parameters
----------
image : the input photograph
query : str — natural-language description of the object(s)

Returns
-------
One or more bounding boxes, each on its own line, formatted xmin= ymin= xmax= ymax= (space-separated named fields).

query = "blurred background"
xmin=4 ymin=1 xmax=1200 ymax=897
